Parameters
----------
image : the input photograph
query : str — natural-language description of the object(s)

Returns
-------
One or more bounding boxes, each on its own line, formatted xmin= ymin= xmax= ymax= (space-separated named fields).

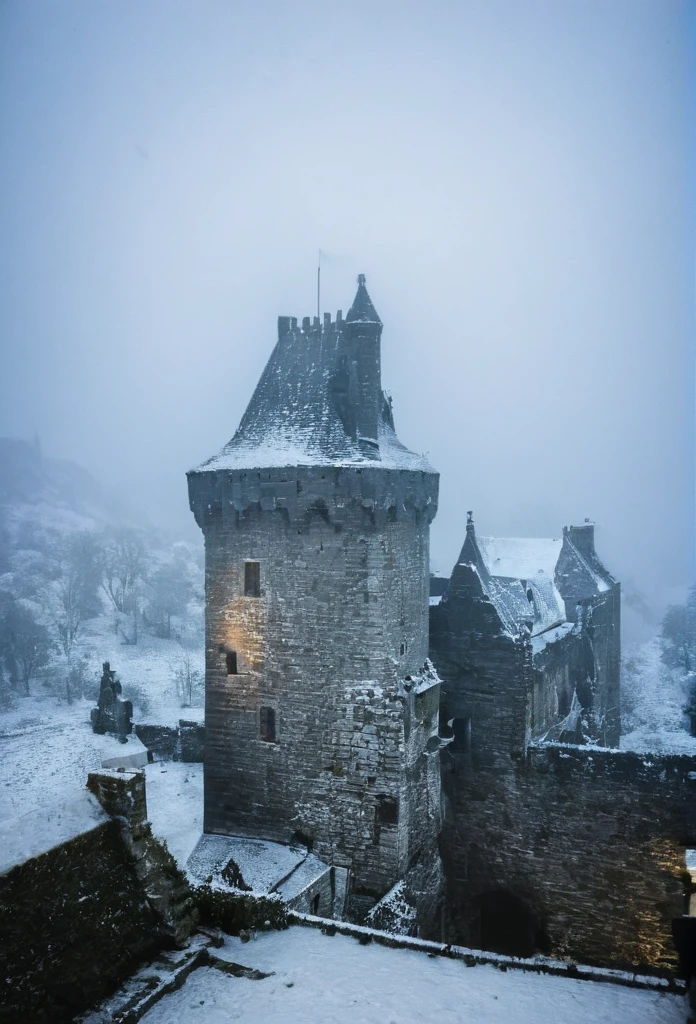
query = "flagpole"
xmin=317 ymin=250 xmax=321 ymax=320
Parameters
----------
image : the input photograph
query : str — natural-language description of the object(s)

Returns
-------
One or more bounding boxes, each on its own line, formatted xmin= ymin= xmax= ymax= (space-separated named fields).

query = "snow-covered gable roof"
xmin=454 ymin=517 xmax=617 ymax=639
xmin=474 ymin=535 xmax=566 ymax=636
xmin=193 ymin=277 xmax=432 ymax=474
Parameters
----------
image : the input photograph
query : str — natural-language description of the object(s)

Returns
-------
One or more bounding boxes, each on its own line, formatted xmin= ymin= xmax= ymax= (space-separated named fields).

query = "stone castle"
xmin=188 ymin=276 xmax=695 ymax=970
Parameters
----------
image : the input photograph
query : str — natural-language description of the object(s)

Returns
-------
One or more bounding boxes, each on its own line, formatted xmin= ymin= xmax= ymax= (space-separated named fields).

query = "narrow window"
xmin=226 ymin=650 xmax=238 ymax=675
xmin=312 ymin=893 xmax=321 ymax=915
xmin=376 ymin=795 xmax=398 ymax=826
xmin=244 ymin=561 xmax=261 ymax=597
xmin=260 ymin=706 xmax=276 ymax=742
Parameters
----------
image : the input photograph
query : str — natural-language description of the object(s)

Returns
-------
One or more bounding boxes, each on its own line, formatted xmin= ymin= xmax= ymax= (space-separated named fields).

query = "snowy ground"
xmin=0 ymin=698 xmax=147 ymax=820
xmin=145 ymin=761 xmax=203 ymax=867
xmin=138 ymin=926 xmax=686 ymax=1024
xmin=76 ymin=609 xmax=204 ymax=728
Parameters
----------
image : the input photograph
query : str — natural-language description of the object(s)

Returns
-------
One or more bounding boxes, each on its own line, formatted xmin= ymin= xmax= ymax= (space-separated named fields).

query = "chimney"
xmin=564 ymin=519 xmax=596 ymax=558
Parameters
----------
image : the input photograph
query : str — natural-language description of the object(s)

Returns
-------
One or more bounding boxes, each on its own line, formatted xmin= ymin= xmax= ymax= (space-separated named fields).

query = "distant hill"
xmin=0 ymin=437 xmax=150 ymax=534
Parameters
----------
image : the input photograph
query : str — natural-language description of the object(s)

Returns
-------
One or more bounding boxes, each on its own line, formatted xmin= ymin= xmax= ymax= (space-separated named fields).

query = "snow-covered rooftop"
xmin=477 ymin=536 xmax=563 ymax=581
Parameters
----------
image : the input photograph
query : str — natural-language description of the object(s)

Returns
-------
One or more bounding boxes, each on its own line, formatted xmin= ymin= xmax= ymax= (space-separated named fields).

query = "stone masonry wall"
xmin=189 ymin=464 xmax=442 ymax=911
xmin=441 ymin=743 xmax=696 ymax=973
xmin=0 ymin=818 xmax=160 ymax=1024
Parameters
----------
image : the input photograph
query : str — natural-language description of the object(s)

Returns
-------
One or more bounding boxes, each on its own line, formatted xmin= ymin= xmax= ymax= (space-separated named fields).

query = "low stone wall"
xmin=0 ymin=817 xmax=161 ymax=1024
xmin=135 ymin=720 xmax=205 ymax=763
xmin=0 ymin=770 xmax=198 ymax=1024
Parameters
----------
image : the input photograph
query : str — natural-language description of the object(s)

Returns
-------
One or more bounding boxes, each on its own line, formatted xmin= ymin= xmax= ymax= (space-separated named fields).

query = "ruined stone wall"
xmin=440 ymin=743 xmax=696 ymax=973
xmin=0 ymin=771 xmax=198 ymax=1023
xmin=189 ymin=464 xmax=441 ymax=908
xmin=531 ymin=588 xmax=620 ymax=747
xmin=0 ymin=818 xmax=161 ymax=1024
xmin=531 ymin=629 xmax=583 ymax=739
xmin=556 ymin=534 xmax=621 ymax=747
xmin=586 ymin=586 xmax=621 ymax=747
xmin=135 ymin=720 xmax=205 ymax=762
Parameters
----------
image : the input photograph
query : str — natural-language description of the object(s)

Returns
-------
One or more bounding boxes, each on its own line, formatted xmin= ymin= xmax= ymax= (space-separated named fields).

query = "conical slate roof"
xmin=346 ymin=274 xmax=382 ymax=324
xmin=193 ymin=277 xmax=432 ymax=473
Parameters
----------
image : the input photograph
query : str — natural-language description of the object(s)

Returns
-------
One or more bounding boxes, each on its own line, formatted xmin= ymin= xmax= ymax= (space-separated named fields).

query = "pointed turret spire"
xmin=346 ymin=273 xmax=382 ymax=324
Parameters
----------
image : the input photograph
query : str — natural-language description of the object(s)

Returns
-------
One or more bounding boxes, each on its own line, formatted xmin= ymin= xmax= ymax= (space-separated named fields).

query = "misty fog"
xmin=1 ymin=0 xmax=693 ymax=628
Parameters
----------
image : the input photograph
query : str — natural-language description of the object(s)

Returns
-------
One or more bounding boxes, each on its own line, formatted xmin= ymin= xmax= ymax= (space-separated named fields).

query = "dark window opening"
xmin=244 ymin=561 xmax=261 ymax=597
xmin=312 ymin=893 xmax=321 ymax=915
xmin=400 ymin=642 xmax=405 ymax=656
xmin=260 ymin=706 xmax=276 ymax=743
xmin=451 ymin=717 xmax=471 ymax=754
xmin=376 ymin=795 xmax=398 ymax=826
xmin=226 ymin=650 xmax=238 ymax=675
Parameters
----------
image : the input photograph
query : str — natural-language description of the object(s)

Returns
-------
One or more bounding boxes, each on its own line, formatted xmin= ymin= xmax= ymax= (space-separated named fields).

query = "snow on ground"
xmin=77 ymin=610 xmax=204 ymax=728
xmin=139 ymin=926 xmax=685 ymax=1024
xmin=145 ymin=761 xmax=203 ymax=867
xmin=0 ymin=704 xmax=145 ymax=820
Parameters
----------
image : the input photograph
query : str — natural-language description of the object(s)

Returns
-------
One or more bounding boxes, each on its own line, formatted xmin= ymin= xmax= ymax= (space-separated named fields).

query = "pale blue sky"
xmin=0 ymin=0 xmax=693 ymax=611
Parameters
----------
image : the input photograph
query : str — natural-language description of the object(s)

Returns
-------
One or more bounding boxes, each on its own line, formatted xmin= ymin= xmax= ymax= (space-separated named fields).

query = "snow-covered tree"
xmin=660 ymin=589 xmax=696 ymax=673
xmin=0 ymin=597 xmax=53 ymax=695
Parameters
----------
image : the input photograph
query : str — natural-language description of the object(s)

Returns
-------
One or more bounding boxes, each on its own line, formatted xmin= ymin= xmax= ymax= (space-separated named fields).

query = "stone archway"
xmin=478 ymin=889 xmax=547 ymax=958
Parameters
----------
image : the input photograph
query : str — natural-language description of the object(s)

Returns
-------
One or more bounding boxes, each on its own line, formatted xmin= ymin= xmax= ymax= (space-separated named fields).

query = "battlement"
xmin=277 ymin=310 xmax=345 ymax=340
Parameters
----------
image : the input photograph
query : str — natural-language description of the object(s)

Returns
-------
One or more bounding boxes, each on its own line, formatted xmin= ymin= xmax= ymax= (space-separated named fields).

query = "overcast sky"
xmin=0 ymin=0 xmax=693 ymax=614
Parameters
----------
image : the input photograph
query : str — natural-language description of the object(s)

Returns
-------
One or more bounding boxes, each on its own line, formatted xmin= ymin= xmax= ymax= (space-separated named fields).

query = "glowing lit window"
xmin=260 ymin=706 xmax=276 ymax=742
xmin=244 ymin=561 xmax=261 ymax=597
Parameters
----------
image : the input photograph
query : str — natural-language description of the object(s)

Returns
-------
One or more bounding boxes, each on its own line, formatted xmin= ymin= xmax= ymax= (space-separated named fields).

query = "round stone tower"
xmin=188 ymin=277 xmax=441 ymax=914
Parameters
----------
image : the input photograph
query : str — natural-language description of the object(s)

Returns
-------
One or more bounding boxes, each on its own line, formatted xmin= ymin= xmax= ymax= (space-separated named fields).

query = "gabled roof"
xmin=453 ymin=517 xmax=616 ymax=640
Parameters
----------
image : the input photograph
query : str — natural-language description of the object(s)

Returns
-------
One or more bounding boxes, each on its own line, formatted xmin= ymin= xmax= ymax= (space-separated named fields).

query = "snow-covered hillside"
xmin=0 ymin=438 xmax=205 ymax=813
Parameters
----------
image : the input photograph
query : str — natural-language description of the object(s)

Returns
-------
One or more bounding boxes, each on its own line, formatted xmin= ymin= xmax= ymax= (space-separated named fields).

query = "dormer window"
xmin=244 ymin=561 xmax=261 ymax=597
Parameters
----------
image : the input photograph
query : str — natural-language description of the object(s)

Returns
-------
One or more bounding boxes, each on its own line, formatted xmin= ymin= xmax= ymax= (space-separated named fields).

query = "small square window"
xmin=260 ymin=706 xmax=276 ymax=743
xmin=376 ymin=795 xmax=398 ymax=826
xmin=244 ymin=561 xmax=261 ymax=597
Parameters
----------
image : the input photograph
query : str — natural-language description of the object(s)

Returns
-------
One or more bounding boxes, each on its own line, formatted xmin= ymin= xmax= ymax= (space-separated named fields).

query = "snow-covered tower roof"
xmin=194 ymin=276 xmax=430 ymax=473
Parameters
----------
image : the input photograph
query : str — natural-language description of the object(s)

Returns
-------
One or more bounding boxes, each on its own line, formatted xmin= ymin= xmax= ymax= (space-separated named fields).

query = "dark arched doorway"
xmin=478 ymin=890 xmax=546 ymax=958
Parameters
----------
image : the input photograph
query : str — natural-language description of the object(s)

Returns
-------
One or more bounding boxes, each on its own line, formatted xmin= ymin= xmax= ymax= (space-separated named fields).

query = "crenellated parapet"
xmin=189 ymin=464 xmax=438 ymax=529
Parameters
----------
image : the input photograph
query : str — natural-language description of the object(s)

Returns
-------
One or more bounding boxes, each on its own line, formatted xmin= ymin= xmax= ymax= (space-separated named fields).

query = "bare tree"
xmin=100 ymin=528 xmax=149 ymax=645
xmin=100 ymin=527 xmax=149 ymax=614
xmin=174 ymin=651 xmax=203 ymax=707
xmin=147 ymin=558 xmax=193 ymax=639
